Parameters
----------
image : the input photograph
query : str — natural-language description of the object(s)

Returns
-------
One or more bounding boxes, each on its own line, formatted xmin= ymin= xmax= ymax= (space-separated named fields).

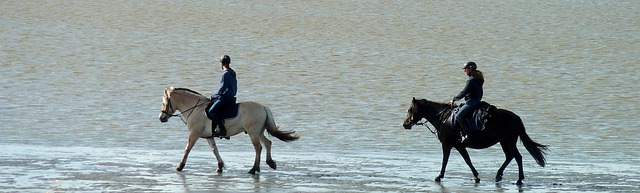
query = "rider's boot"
xmin=457 ymin=118 xmax=471 ymax=143
xmin=212 ymin=120 xmax=220 ymax=137
xmin=213 ymin=119 xmax=229 ymax=140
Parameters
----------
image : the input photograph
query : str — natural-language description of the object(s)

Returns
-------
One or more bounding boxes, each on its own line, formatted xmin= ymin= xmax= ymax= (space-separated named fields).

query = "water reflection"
xmin=494 ymin=182 xmax=525 ymax=193
xmin=177 ymin=172 xmax=189 ymax=192
xmin=435 ymin=181 xmax=449 ymax=193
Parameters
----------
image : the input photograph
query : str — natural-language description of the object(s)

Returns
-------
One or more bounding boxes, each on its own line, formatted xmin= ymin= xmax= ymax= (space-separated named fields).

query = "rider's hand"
xmin=449 ymin=100 xmax=455 ymax=107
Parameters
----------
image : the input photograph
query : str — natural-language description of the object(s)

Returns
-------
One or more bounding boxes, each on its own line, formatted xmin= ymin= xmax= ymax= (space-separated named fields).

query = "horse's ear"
xmin=412 ymin=97 xmax=416 ymax=102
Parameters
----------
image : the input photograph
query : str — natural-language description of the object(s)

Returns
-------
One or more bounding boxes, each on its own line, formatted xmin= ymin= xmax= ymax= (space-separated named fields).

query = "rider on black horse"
xmin=449 ymin=61 xmax=484 ymax=143
xmin=208 ymin=55 xmax=237 ymax=138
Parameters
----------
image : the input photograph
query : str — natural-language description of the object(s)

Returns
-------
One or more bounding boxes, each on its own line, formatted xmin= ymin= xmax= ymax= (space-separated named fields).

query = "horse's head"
xmin=403 ymin=97 xmax=425 ymax=130
xmin=159 ymin=87 xmax=176 ymax=123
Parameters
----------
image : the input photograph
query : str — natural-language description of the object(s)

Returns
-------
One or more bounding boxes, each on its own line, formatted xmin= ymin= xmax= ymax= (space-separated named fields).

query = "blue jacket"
xmin=453 ymin=76 xmax=484 ymax=103
xmin=212 ymin=68 xmax=237 ymax=100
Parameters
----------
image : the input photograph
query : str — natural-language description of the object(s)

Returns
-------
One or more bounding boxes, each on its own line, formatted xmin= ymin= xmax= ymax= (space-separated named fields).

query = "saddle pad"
xmin=205 ymin=102 xmax=240 ymax=120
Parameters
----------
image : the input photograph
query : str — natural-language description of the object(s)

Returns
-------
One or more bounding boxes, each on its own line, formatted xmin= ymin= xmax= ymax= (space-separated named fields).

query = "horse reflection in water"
xmin=403 ymin=97 xmax=548 ymax=185
xmin=159 ymin=87 xmax=299 ymax=174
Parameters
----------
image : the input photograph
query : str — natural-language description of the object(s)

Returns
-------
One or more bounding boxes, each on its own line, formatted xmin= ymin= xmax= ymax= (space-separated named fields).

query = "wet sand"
xmin=2 ymin=143 xmax=638 ymax=192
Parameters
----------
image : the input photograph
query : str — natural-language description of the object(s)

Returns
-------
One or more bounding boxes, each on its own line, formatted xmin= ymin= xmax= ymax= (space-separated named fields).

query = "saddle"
xmin=204 ymin=100 xmax=240 ymax=121
xmin=449 ymin=101 xmax=496 ymax=132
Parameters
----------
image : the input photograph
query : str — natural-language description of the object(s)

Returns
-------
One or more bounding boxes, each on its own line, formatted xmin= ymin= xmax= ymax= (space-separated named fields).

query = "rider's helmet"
xmin=463 ymin=61 xmax=477 ymax=69
xmin=220 ymin=55 xmax=231 ymax=65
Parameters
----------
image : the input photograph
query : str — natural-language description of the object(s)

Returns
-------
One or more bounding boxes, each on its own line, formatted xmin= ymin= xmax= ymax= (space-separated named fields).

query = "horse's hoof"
xmin=495 ymin=176 xmax=503 ymax=182
xmin=267 ymin=160 xmax=277 ymax=170
xmin=217 ymin=162 xmax=225 ymax=172
xmin=516 ymin=180 xmax=523 ymax=185
xmin=474 ymin=178 xmax=481 ymax=183
xmin=435 ymin=176 xmax=442 ymax=182
xmin=248 ymin=167 xmax=260 ymax=175
xmin=176 ymin=164 xmax=185 ymax=172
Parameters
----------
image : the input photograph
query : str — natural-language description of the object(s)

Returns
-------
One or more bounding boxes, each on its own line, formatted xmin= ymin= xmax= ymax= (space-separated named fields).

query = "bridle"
xmin=161 ymin=90 xmax=177 ymax=118
xmin=408 ymin=104 xmax=451 ymax=136
xmin=162 ymin=90 xmax=207 ymax=124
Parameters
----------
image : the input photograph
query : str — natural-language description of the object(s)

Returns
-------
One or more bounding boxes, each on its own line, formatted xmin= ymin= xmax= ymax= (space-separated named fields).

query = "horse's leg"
xmin=177 ymin=133 xmax=199 ymax=171
xmin=496 ymin=142 xmax=515 ymax=182
xmin=260 ymin=133 xmax=276 ymax=170
xmin=456 ymin=147 xmax=480 ymax=183
xmin=248 ymin=134 xmax=262 ymax=174
xmin=512 ymin=146 xmax=525 ymax=185
xmin=206 ymin=138 xmax=225 ymax=173
xmin=436 ymin=145 xmax=452 ymax=182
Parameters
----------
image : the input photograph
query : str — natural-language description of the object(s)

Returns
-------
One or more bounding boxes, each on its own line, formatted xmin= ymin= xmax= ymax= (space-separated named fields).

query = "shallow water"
xmin=1 ymin=0 xmax=639 ymax=192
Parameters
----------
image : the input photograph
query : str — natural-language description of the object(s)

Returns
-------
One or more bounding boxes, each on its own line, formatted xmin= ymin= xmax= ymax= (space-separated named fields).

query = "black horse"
xmin=403 ymin=97 xmax=548 ymax=185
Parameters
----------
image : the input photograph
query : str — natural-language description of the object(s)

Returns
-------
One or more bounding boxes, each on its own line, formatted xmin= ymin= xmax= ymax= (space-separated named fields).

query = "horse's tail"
xmin=520 ymin=128 xmax=549 ymax=167
xmin=263 ymin=107 xmax=299 ymax=142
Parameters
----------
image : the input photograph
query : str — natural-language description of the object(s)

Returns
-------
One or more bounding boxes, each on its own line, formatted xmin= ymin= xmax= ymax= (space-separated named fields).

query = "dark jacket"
xmin=453 ymin=76 xmax=484 ymax=103
xmin=211 ymin=68 xmax=237 ymax=100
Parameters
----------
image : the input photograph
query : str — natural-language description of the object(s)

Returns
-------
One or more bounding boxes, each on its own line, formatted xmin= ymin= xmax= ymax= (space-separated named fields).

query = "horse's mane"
xmin=415 ymin=98 xmax=451 ymax=110
xmin=171 ymin=87 xmax=207 ymax=98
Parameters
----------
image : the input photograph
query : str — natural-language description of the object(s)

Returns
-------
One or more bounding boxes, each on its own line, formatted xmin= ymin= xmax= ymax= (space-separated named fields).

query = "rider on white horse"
xmin=207 ymin=55 xmax=237 ymax=138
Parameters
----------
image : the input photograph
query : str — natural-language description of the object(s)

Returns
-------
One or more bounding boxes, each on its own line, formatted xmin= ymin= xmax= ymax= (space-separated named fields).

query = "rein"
xmin=415 ymin=108 xmax=451 ymax=137
xmin=176 ymin=99 xmax=206 ymax=125
xmin=415 ymin=121 xmax=437 ymax=135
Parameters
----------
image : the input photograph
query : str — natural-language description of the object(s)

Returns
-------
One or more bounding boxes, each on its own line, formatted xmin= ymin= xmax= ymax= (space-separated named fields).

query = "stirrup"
xmin=215 ymin=128 xmax=228 ymax=138
xmin=213 ymin=123 xmax=229 ymax=140
xmin=212 ymin=121 xmax=222 ymax=135
xmin=460 ymin=135 xmax=468 ymax=143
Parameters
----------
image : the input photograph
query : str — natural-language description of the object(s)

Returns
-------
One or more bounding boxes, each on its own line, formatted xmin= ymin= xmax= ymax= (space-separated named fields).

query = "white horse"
xmin=158 ymin=87 xmax=299 ymax=174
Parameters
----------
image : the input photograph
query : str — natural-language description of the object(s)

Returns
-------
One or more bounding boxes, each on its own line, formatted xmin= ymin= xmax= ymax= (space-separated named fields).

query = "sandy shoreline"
xmin=2 ymin=144 xmax=638 ymax=192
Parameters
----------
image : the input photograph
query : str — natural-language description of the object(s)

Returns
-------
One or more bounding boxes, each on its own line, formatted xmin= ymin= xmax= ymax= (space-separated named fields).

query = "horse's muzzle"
xmin=159 ymin=114 xmax=169 ymax=123
xmin=403 ymin=122 xmax=413 ymax=130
